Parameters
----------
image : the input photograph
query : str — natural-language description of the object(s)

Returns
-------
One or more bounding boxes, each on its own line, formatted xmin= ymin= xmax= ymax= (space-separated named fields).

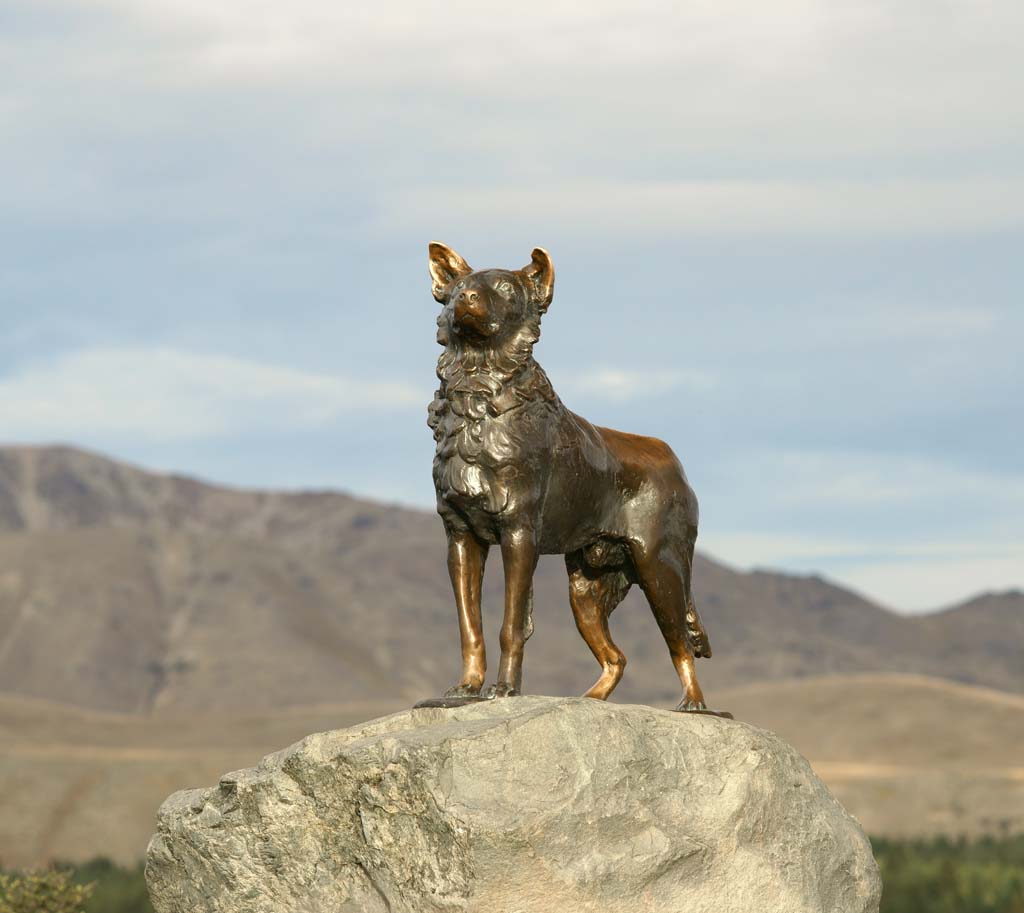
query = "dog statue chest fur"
xmin=426 ymin=242 xmax=712 ymax=710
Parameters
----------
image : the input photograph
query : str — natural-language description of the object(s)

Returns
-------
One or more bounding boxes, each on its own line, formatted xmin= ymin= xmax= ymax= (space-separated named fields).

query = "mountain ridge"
xmin=0 ymin=444 xmax=1020 ymax=713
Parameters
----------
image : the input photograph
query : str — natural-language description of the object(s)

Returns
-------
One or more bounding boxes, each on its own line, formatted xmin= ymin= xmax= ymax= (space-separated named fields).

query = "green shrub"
xmin=0 ymin=868 xmax=93 ymax=913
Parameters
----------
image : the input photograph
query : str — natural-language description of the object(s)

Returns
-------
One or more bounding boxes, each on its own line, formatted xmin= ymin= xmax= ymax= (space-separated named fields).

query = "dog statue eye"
xmin=497 ymin=281 xmax=512 ymax=296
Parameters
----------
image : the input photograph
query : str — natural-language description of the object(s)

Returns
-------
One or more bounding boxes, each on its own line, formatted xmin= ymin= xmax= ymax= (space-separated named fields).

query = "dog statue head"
xmin=428 ymin=243 xmax=555 ymax=356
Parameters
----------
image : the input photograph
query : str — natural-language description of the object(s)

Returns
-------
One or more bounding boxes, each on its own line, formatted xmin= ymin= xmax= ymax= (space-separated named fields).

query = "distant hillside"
xmin=0 ymin=445 xmax=1020 ymax=713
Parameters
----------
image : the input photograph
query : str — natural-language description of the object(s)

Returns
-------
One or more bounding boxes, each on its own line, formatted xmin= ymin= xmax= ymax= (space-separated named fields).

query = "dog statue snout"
xmin=454 ymin=289 xmax=487 ymax=325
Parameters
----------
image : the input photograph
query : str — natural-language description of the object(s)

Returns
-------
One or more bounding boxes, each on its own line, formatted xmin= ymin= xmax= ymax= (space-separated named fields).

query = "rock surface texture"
xmin=146 ymin=696 xmax=881 ymax=913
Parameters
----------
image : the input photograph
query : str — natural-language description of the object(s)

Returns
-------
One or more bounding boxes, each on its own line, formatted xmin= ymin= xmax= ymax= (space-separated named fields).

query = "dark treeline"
xmin=873 ymin=835 xmax=1024 ymax=913
xmin=3 ymin=835 xmax=1023 ymax=912
xmin=73 ymin=859 xmax=153 ymax=913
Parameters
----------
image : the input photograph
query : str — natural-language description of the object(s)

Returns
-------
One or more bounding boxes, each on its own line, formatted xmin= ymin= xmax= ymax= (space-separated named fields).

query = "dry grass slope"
xmin=2 ymin=675 xmax=1022 ymax=868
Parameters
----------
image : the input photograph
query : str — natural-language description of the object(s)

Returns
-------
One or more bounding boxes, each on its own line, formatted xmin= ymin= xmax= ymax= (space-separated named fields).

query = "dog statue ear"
xmin=428 ymin=242 xmax=473 ymax=303
xmin=520 ymin=247 xmax=555 ymax=311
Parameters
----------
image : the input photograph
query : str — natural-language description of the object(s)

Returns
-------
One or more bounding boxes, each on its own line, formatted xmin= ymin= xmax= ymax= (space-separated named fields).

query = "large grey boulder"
xmin=146 ymin=696 xmax=880 ymax=913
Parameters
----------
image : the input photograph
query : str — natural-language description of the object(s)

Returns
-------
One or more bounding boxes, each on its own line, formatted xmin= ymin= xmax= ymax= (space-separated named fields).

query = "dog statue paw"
xmin=483 ymin=682 xmax=520 ymax=700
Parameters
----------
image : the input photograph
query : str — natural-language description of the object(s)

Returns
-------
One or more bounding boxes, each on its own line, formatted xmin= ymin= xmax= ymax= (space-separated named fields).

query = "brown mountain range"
xmin=0 ymin=444 xmax=1020 ymax=714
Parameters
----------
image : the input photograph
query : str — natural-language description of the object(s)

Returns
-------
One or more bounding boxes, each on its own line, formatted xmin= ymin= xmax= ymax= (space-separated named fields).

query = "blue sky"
xmin=1 ymin=1 xmax=1022 ymax=612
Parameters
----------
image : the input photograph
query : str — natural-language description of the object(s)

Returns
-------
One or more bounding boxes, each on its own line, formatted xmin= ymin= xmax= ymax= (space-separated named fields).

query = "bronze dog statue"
xmin=427 ymin=242 xmax=713 ymax=711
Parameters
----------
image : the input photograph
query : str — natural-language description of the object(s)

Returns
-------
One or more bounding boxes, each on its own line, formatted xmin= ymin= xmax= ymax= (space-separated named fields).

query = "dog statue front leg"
xmin=445 ymin=528 xmax=488 ymax=698
xmin=487 ymin=527 xmax=538 ymax=698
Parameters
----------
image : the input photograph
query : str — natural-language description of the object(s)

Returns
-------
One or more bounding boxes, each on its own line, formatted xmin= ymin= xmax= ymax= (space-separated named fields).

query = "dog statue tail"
xmin=686 ymin=597 xmax=712 ymax=658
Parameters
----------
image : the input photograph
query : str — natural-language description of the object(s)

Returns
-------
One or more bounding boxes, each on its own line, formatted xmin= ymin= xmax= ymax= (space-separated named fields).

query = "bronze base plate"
xmin=413 ymin=697 xmax=733 ymax=717
xmin=413 ymin=696 xmax=491 ymax=709
xmin=682 ymin=708 xmax=734 ymax=719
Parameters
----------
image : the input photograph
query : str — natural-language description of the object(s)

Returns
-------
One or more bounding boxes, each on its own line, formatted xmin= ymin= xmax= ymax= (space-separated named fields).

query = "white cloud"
xmin=701 ymin=533 xmax=1024 ymax=567
xmin=700 ymin=533 xmax=872 ymax=566
xmin=833 ymin=553 xmax=1024 ymax=614
xmin=698 ymin=451 xmax=1024 ymax=611
xmin=565 ymin=368 xmax=715 ymax=403
xmin=822 ymin=306 xmax=996 ymax=342
xmin=378 ymin=179 xmax=1024 ymax=239
xmin=0 ymin=347 xmax=420 ymax=441
xmin=4 ymin=0 xmax=1023 ymax=237
xmin=699 ymin=532 xmax=1024 ymax=613
xmin=91 ymin=0 xmax=1024 ymax=127
xmin=724 ymin=449 xmax=1024 ymax=509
